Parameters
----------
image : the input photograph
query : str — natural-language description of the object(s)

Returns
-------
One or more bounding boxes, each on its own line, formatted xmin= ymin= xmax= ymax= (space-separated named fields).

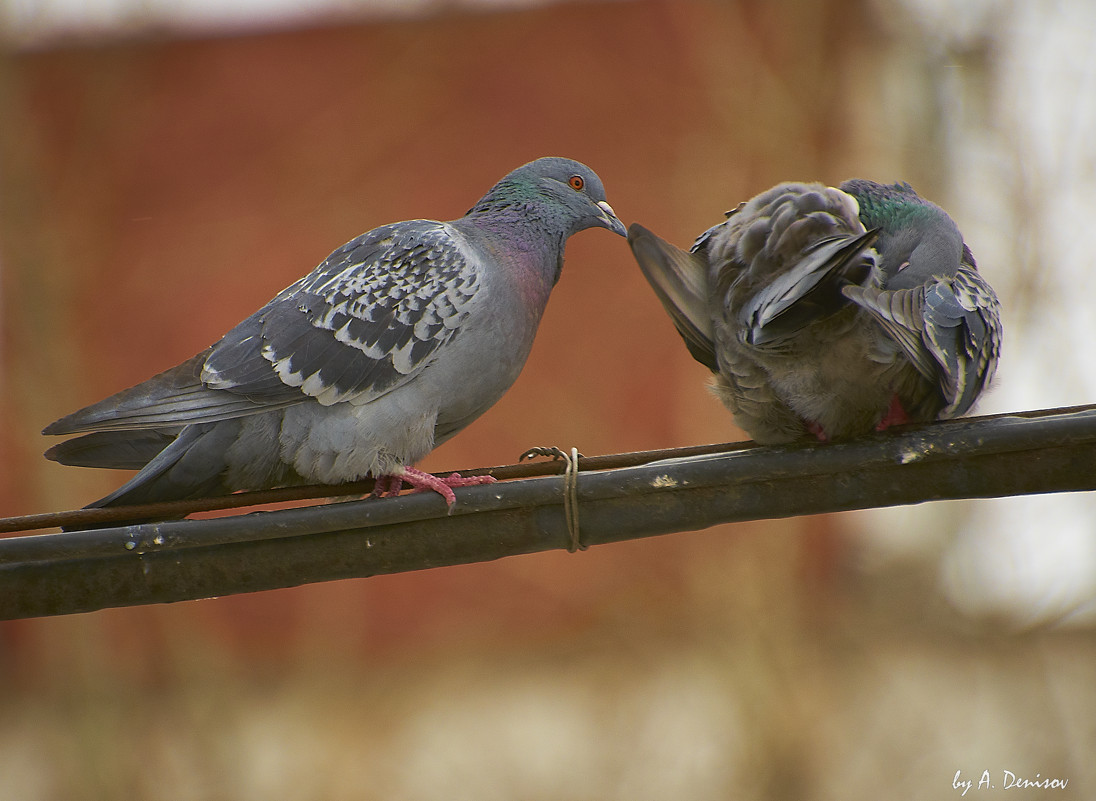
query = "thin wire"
xmin=563 ymin=446 xmax=584 ymax=552
xmin=519 ymin=445 xmax=585 ymax=551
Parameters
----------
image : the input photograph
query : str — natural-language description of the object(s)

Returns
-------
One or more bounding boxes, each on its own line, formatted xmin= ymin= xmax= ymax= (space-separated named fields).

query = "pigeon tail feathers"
xmin=44 ymin=429 xmax=181 ymax=470
xmin=627 ymin=223 xmax=717 ymax=370
xmin=83 ymin=423 xmax=237 ymax=508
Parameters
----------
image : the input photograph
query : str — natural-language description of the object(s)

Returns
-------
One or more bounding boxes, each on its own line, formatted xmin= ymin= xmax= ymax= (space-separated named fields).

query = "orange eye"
xmin=568 ymin=175 xmax=585 ymax=191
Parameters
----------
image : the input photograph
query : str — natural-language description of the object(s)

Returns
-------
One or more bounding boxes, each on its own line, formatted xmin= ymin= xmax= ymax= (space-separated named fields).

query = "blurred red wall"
xmin=0 ymin=0 xmax=874 ymax=660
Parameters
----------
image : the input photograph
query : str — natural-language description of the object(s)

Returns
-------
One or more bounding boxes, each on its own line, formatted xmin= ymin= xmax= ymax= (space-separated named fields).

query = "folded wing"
xmin=44 ymin=220 xmax=481 ymax=462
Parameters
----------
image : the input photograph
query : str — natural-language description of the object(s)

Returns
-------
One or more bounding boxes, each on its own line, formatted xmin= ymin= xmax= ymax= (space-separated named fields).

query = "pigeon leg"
xmin=370 ymin=474 xmax=404 ymax=498
xmin=398 ymin=466 xmax=497 ymax=508
xmin=876 ymin=395 xmax=911 ymax=431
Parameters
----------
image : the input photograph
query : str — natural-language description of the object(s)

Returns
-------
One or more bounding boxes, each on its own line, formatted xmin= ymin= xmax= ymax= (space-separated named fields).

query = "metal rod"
xmin=0 ymin=440 xmax=749 ymax=534
xmin=3 ymin=405 xmax=1096 ymax=620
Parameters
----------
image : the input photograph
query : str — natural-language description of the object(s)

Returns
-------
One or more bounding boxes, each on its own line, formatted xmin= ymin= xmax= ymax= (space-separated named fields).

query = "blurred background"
xmin=2 ymin=0 xmax=1095 ymax=798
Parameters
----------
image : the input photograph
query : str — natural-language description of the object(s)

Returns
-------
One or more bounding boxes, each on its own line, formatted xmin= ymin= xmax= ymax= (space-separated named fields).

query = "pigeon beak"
xmin=596 ymin=200 xmax=628 ymax=237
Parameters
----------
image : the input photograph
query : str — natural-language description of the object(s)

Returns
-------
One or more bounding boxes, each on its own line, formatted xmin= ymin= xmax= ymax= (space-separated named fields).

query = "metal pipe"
xmin=3 ymin=406 xmax=1095 ymax=620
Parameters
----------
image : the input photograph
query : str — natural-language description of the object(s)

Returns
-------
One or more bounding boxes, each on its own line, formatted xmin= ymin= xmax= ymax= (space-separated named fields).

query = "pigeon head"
xmin=840 ymin=179 xmax=967 ymax=291
xmin=467 ymin=157 xmax=627 ymax=239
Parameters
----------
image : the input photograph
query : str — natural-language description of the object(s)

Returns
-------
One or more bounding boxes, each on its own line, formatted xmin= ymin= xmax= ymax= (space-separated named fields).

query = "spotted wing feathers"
xmin=44 ymin=220 xmax=481 ymax=438
xmin=844 ymin=261 xmax=1001 ymax=417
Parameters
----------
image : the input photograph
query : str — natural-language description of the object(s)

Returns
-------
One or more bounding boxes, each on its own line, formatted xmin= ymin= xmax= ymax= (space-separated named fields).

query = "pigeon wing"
xmin=740 ymin=228 xmax=879 ymax=347
xmin=44 ymin=220 xmax=481 ymax=436
xmin=844 ymin=263 xmax=1001 ymax=417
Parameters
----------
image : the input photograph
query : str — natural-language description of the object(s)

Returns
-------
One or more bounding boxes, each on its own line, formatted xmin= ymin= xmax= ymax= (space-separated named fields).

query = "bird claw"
xmin=378 ymin=466 xmax=496 ymax=509
xmin=370 ymin=475 xmax=404 ymax=498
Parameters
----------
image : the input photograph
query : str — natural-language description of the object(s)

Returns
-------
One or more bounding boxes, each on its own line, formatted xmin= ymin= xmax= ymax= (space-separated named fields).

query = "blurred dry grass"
xmin=1 ymin=0 xmax=1093 ymax=798
xmin=2 ymin=537 xmax=1093 ymax=799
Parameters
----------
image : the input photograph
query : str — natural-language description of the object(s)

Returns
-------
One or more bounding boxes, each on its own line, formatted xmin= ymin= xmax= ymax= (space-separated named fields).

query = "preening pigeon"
xmin=44 ymin=156 xmax=626 ymax=508
xmin=628 ymin=180 xmax=1001 ymax=443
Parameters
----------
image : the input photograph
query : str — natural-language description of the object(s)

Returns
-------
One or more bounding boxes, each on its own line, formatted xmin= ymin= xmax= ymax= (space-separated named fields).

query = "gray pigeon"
xmin=44 ymin=156 xmax=626 ymax=508
xmin=628 ymin=180 xmax=1001 ymax=443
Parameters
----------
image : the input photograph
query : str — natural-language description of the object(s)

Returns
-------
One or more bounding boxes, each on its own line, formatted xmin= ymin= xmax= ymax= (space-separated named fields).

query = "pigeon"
xmin=44 ymin=156 xmax=626 ymax=509
xmin=628 ymin=179 xmax=1001 ymax=443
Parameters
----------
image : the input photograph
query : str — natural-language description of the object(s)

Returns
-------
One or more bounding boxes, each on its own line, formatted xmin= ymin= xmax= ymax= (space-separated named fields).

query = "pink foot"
xmin=876 ymin=395 xmax=911 ymax=431
xmin=805 ymin=421 xmax=829 ymax=442
xmin=396 ymin=466 xmax=497 ymax=509
xmin=370 ymin=475 xmax=404 ymax=498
